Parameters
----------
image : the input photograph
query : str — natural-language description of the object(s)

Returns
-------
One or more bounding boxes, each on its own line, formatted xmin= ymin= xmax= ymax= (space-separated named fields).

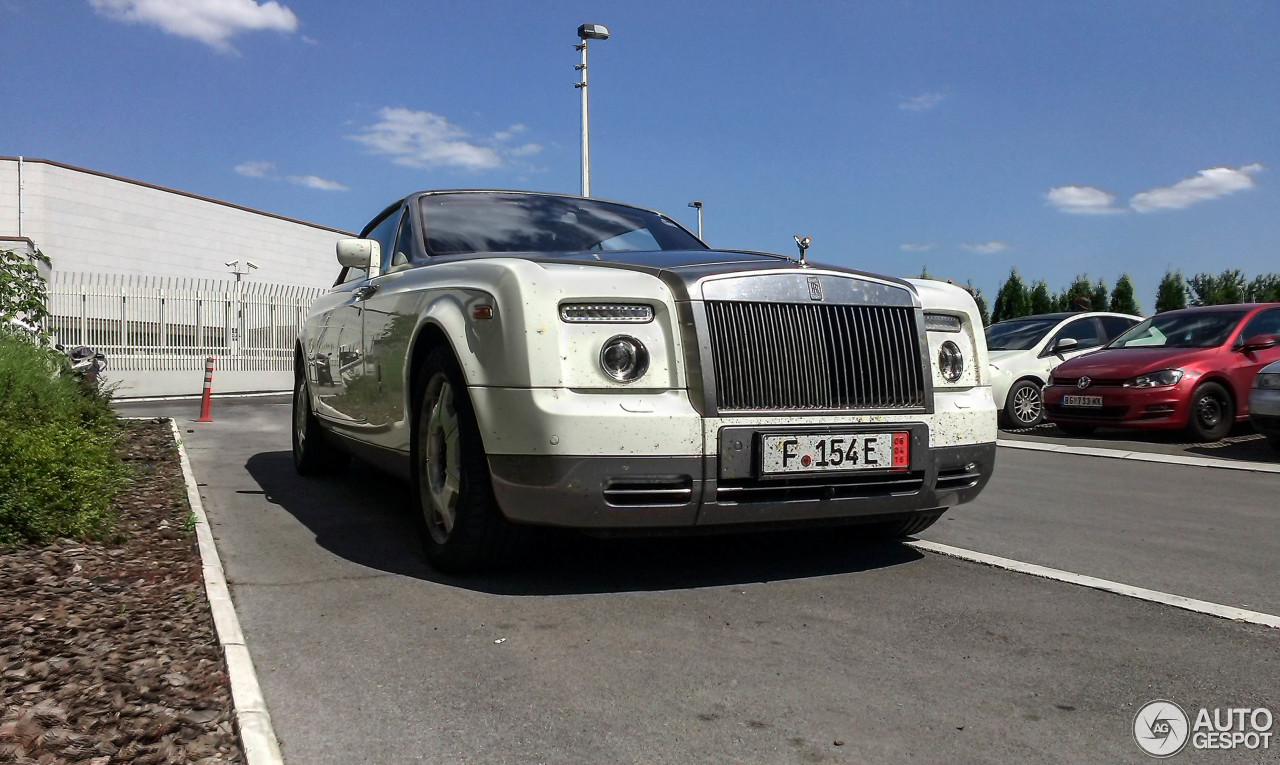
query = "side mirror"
xmin=1051 ymin=337 xmax=1079 ymax=355
xmin=1239 ymin=333 xmax=1279 ymax=352
xmin=336 ymin=239 xmax=382 ymax=277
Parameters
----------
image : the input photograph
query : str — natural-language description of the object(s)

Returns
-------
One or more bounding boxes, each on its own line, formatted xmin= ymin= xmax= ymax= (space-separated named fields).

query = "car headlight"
xmin=938 ymin=341 xmax=964 ymax=383
xmin=1124 ymin=368 xmax=1184 ymax=388
xmin=600 ymin=335 xmax=649 ymax=382
xmin=1256 ymin=372 xmax=1280 ymax=390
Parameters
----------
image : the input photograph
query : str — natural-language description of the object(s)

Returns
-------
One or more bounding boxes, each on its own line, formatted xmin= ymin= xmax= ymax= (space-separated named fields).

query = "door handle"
xmin=354 ymin=284 xmax=380 ymax=301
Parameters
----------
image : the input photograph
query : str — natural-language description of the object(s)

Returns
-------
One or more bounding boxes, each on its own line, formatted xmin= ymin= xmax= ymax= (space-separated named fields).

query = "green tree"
xmin=991 ymin=269 xmax=1031 ymax=323
xmin=1246 ymin=274 xmax=1280 ymax=303
xmin=1188 ymin=269 xmax=1246 ymax=306
xmin=1028 ymin=280 xmax=1053 ymax=314
xmin=1109 ymin=274 xmax=1141 ymax=315
xmin=1091 ymin=278 xmax=1110 ymax=314
xmin=1155 ymin=270 xmax=1187 ymax=312
xmin=1059 ymin=274 xmax=1096 ymax=312
xmin=966 ymin=280 xmax=991 ymax=327
xmin=0 ymin=249 xmax=51 ymax=328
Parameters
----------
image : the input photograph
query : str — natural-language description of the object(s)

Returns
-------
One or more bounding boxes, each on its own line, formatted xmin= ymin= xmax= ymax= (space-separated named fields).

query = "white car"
xmin=1249 ymin=359 xmax=1280 ymax=450
xmin=294 ymin=190 xmax=998 ymax=572
xmin=986 ymin=311 xmax=1140 ymax=429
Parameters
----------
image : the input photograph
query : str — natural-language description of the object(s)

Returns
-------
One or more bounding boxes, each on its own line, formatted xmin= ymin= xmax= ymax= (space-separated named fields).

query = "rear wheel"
xmin=411 ymin=348 xmax=519 ymax=573
xmin=292 ymin=376 xmax=349 ymax=476
xmin=1002 ymin=379 xmax=1044 ymax=429
xmin=1187 ymin=381 xmax=1233 ymax=442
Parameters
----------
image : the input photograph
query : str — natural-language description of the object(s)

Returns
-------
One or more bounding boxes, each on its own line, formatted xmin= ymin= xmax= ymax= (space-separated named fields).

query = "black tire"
xmin=862 ymin=510 xmax=944 ymax=541
xmin=1056 ymin=423 xmax=1096 ymax=437
xmin=1187 ymin=381 xmax=1233 ymax=442
xmin=292 ymin=376 xmax=350 ymax=476
xmin=1002 ymin=379 xmax=1045 ymax=429
xmin=411 ymin=348 xmax=519 ymax=573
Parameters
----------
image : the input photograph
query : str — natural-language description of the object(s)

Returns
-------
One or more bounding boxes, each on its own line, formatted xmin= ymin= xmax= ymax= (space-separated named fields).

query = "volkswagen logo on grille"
xmin=1077 ymin=376 xmax=1092 ymax=390
xmin=807 ymin=277 xmax=823 ymax=301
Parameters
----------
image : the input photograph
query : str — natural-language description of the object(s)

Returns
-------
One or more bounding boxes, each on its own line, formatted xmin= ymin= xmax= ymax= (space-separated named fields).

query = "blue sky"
xmin=4 ymin=0 xmax=1277 ymax=310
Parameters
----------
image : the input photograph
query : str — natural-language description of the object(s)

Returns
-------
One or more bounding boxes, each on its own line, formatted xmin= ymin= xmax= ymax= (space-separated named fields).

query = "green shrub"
xmin=0 ymin=330 xmax=126 ymax=547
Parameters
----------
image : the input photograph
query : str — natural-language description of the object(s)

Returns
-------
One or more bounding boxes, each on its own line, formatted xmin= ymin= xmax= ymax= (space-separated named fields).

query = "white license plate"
xmin=1062 ymin=395 xmax=1103 ymax=408
xmin=761 ymin=432 xmax=909 ymax=475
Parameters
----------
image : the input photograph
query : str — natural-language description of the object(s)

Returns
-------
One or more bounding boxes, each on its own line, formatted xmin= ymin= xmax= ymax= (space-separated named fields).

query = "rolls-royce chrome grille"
xmin=705 ymin=301 xmax=926 ymax=411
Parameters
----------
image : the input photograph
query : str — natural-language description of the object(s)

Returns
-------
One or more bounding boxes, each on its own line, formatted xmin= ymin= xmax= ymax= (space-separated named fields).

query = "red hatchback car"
xmin=1043 ymin=304 xmax=1280 ymax=441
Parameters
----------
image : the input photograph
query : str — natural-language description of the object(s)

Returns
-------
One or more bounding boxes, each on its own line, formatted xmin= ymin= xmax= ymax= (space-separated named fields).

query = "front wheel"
xmin=1187 ymin=381 xmax=1233 ymax=442
xmin=1002 ymin=379 xmax=1044 ymax=429
xmin=292 ymin=376 xmax=349 ymax=476
xmin=411 ymin=348 xmax=519 ymax=573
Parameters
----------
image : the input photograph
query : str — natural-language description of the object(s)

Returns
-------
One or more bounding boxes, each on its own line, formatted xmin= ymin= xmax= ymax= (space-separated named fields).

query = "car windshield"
xmin=417 ymin=193 xmax=706 ymax=256
xmin=1108 ymin=310 xmax=1247 ymax=349
xmin=985 ymin=318 xmax=1060 ymax=351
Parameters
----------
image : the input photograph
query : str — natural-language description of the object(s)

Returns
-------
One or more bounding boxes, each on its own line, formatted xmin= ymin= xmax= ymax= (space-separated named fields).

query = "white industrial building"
xmin=0 ymin=157 xmax=351 ymax=397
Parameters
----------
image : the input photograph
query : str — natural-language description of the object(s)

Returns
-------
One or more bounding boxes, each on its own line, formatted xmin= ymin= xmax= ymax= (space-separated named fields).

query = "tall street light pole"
xmin=688 ymin=200 xmax=703 ymax=240
xmin=575 ymin=23 xmax=609 ymax=197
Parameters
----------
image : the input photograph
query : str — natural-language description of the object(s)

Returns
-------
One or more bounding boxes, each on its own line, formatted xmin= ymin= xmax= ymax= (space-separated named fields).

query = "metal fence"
xmin=46 ymin=273 xmax=322 ymax=372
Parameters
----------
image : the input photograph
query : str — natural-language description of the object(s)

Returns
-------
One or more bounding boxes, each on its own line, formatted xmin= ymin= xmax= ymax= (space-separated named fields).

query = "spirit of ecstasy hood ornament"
xmin=793 ymin=235 xmax=811 ymax=267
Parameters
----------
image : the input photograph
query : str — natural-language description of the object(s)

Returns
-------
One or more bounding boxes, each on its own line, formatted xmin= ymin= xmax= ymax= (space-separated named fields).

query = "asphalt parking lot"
xmin=117 ymin=395 xmax=1279 ymax=764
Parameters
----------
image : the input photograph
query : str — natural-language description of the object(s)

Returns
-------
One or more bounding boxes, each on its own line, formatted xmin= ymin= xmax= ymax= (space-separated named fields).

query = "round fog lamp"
xmin=600 ymin=336 xmax=649 ymax=382
xmin=938 ymin=341 xmax=964 ymax=383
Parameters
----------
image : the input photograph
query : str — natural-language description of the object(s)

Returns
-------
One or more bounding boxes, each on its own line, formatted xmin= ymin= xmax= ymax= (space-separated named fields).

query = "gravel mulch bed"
xmin=0 ymin=419 xmax=243 ymax=764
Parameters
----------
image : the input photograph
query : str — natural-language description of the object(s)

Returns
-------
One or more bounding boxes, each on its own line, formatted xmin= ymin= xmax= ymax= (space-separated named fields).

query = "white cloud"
xmin=899 ymin=92 xmax=946 ymax=112
xmin=348 ymin=108 xmax=542 ymax=172
xmin=234 ymin=160 xmax=274 ymax=178
xmin=235 ymin=161 xmax=346 ymax=191
xmin=90 ymin=0 xmax=298 ymax=53
xmin=961 ymin=241 xmax=1010 ymax=254
xmin=1130 ymin=163 xmax=1263 ymax=212
xmin=1046 ymin=185 xmax=1126 ymax=215
xmin=287 ymin=174 xmax=348 ymax=191
xmin=900 ymin=242 xmax=936 ymax=252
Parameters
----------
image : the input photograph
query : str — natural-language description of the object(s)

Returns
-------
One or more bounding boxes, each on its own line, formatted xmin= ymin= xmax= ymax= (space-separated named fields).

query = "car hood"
xmin=1053 ymin=346 xmax=1219 ymax=378
xmin=987 ymin=349 xmax=1031 ymax=366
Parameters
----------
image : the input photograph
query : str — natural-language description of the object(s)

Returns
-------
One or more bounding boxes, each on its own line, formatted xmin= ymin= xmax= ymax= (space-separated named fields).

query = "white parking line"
xmin=907 ymin=539 xmax=1280 ymax=629
xmin=997 ymin=438 xmax=1280 ymax=474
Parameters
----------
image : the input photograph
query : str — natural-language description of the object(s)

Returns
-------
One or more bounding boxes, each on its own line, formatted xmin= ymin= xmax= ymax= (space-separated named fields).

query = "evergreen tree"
xmin=991 ymin=269 xmax=1030 ymax=323
xmin=1109 ymin=274 xmax=1141 ymax=315
xmin=966 ymin=280 xmax=991 ymax=327
xmin=1060 ymin=274 xmax=1096 ymax=312
xmin=1189 ymin=269 xmax=1246 ymax=306
xmin=1028 ymin=280 xmax=1053 ymax=314
xmin=1091 ymin=278 xmax=1109 ymax=314
xmin=1245 ymin=274 xmax=1280 ymax=303
xmin=1155 ymin=270 xmax=1187 ymax=313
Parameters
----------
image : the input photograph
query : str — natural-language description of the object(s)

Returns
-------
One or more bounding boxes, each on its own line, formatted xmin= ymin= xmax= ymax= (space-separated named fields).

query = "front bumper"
xmin=477 ymin=386 xmax=997 ymax=530
xmin=1043 ymin=383 xmax=1193 ymax=429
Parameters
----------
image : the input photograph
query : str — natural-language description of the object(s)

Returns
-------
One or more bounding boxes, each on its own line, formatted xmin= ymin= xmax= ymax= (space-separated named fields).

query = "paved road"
xmin=1001 ymin=421 xmax=1280 ymax=466
xmin=118 ymin=396 xmax=1279 ymax=764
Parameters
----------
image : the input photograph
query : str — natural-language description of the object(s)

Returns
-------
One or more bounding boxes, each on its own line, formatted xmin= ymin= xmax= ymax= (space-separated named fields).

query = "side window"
xmin=388 ymin=215 xmax=415 ymax=271
xmin=366 ymin=211 xmax=402 ymax=276
xmin=1240 ymin=309 xmax=1280 ymax=340
xmin=1052 ymin=318 xmax=1104 ymax=350
xmin=1101 ymin=316 xmax=1139 ymax=340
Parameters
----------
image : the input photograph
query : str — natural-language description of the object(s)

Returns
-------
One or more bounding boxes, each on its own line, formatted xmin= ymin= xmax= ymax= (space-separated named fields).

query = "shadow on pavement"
xmin=244 ymin=450 xmax=925 ymax=596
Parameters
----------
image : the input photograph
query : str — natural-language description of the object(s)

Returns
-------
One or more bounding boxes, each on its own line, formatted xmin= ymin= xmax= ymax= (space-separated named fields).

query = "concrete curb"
xmin=997 ymin=438 xmax=1280 ymax=474
xmin=169 ymin=419 xmax=285 ymax=765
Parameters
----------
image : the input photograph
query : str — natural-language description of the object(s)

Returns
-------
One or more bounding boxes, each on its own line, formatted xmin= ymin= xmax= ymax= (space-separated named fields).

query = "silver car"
xmin=1249 ymin=359 xmax=1280 ymax=450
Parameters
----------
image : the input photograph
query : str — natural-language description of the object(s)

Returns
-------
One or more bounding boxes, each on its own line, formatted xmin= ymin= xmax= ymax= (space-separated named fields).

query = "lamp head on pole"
xmin=578 ymin=23 xmax=610 ymax=40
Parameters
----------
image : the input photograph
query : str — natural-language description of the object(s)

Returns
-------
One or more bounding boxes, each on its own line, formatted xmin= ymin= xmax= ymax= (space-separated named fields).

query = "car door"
xmin=308 ymin=266 xmax=370 ymax=424
xmin=356 ymin=209 xmax=418 ymax=436
xmin=1227 ymin=309 xmax=1280 ymax=401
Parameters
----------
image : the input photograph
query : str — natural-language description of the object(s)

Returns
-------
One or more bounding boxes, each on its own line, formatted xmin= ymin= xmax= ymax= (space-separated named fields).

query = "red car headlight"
xmin=1124 ymin=369 xmax=1185 ymax=388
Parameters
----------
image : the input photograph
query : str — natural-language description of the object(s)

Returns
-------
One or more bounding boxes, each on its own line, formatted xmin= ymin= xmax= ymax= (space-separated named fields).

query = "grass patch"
xmin=0 ymin=330 xmax=128 ymax=547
